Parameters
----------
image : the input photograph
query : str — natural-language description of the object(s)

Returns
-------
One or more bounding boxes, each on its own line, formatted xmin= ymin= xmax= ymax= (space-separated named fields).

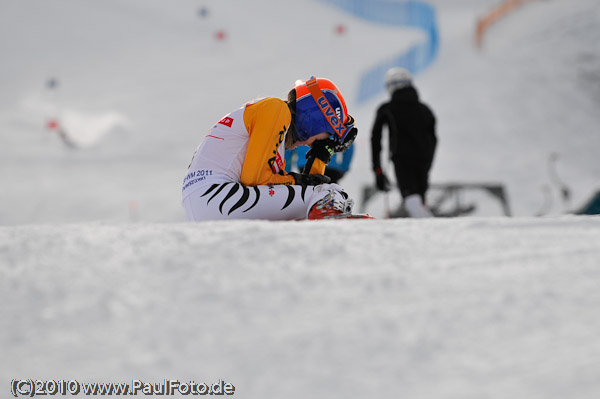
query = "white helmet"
xmin=384 ymin=67 xmax=412 ymax=94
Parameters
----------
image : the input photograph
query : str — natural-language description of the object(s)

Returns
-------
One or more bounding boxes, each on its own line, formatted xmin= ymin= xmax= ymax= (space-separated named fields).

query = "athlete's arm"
xmin=241 ymin=98 xmax=296 ymax=186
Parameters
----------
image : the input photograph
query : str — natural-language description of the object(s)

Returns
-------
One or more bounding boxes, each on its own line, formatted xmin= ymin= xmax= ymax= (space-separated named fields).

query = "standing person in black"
xmin=371 ymin=67 xmax=437 ymax=218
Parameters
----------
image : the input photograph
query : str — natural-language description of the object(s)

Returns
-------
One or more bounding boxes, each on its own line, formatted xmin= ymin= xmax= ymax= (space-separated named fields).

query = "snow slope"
xmin=2 ymin=0 xmax=600 ymax=398
xmin=422 ymin=0 xmax=600 ymax=217
xmin=2 ymin=217 xmax=600 ymax=398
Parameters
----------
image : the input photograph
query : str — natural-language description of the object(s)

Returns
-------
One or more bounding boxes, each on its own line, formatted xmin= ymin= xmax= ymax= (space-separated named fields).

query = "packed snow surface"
xmin=1 ymin=0 xmax=600 ymax=398
xmin=2 ymin=217 xmax=600 ymax=398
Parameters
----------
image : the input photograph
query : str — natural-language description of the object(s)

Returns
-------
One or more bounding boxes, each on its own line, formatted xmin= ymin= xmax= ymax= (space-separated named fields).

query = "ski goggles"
xmin=304 ymin=77 xmax=354 ymax=143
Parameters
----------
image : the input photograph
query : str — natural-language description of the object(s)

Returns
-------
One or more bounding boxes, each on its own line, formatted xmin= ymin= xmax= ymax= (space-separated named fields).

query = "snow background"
xmin=1 ymin=0 xmax=600 ymax=398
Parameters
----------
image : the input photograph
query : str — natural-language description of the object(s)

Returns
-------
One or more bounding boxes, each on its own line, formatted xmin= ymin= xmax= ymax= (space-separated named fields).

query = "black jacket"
xmin=371 ymin=86 xmax=437 ymax=171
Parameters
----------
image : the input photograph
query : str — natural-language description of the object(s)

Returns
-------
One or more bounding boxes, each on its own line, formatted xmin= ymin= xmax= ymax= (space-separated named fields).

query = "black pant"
xmin=393 ymin=157 xmax=431 ymax=200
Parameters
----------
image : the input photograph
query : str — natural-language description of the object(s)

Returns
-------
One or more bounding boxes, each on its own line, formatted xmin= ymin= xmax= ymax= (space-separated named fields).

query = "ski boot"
xmin=308 ymin=189 xmax=375 ymax=220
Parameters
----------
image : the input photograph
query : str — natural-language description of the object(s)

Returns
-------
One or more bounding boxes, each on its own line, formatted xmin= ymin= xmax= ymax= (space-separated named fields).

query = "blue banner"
xmin=319 ymin=0 xmax=439 ymax=103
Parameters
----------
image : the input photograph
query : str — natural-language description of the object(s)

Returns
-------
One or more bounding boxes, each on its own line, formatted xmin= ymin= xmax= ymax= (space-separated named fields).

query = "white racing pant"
xmin=183 ymin=182 xmax=347 ymax=221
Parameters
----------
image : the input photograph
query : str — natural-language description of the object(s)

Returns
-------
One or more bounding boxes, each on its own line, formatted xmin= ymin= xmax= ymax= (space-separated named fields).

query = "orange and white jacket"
xmin=182 ymin=97 xmax=325 ymax=199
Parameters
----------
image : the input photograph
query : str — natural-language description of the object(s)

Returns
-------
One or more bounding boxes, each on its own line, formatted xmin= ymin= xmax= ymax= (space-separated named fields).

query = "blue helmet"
xmin=293 ymin=77 xmax=353 ymax=143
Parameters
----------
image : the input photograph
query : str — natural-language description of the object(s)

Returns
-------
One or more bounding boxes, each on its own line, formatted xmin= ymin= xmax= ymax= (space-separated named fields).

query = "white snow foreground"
xmin=2 ymin=216 xmax=600 ymax=398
